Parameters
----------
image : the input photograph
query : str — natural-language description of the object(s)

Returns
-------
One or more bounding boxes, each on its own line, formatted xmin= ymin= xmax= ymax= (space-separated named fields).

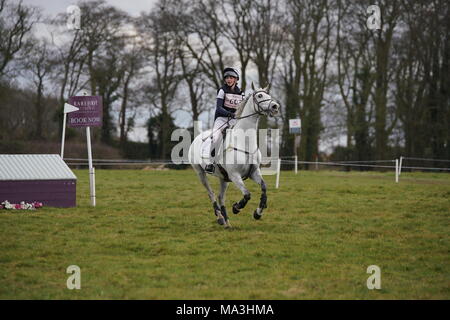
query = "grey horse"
xmin=188 ymin=85 xmax=280 ymax=228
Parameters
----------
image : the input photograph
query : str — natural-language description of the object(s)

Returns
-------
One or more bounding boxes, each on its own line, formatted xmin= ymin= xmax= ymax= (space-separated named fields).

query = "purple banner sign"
xmin=68 ymin=96 xmax=102 ymax=128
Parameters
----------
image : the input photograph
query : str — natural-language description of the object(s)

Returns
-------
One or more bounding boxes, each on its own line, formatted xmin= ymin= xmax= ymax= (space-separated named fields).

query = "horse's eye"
xmin=258 ymin=94 xmax=262 ymax=98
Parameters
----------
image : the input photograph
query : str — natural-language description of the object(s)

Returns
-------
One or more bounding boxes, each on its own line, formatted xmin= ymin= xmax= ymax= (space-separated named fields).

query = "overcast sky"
xmin=22 ymin=0 xmax=157 ymax=17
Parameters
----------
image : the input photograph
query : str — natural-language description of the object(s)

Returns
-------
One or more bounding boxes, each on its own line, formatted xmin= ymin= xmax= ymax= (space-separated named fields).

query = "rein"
xmin=225 ymin=90 xmax=275 ymax=157
xmin=202 ymin=90 xmax=273 ymax=142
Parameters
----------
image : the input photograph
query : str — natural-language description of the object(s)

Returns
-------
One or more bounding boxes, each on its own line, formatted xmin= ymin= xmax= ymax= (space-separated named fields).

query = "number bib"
xmin=224 ymin=93 xmax=243 ymax=109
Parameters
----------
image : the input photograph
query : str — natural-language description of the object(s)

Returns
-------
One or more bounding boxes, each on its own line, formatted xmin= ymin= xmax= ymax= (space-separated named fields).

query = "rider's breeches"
xmin=211 ymin=117 xmax=237 ymax=153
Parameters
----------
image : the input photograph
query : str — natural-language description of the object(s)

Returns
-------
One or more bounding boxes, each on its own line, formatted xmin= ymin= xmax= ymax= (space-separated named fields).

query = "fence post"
xmin=276 ymin=158 xmax=281 ymax=189
xmin=395 ymin=159 xmax=399 ymax=183
xmin=399 ymin=156 xmax=403 ymax=176
xmin=86 ymin=126 xmax=96 ymax=206
xmin=295 ymin=155 xmax=298 ymax=175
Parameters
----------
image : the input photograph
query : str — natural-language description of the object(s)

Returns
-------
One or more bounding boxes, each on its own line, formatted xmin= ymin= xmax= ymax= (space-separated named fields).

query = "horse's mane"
xmin=235 ymin=93 xmax=252 ymax=118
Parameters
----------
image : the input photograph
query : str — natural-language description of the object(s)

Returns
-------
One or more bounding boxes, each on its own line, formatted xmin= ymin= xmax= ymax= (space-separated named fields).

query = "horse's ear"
xmin=263 ymin=83 xmax=270 ymax=92
xmin=251 ymin=82 xmax=256 ymax=91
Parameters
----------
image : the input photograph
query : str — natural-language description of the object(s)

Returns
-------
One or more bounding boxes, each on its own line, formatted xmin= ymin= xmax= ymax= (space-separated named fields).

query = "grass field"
xmin=0 ymin=168 xmax=449 ymax=299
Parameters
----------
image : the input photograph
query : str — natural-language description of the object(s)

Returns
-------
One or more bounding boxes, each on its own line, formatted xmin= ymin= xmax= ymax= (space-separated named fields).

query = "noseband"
xmin=252 ymin=90 xmax=276 ymax=116
xmin=235 ymin=90 xmax=275 ymax=120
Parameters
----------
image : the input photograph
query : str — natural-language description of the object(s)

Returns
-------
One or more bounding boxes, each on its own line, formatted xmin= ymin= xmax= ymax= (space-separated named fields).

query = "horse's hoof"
xmin=217 ymin=217 xmax=225 ymax=225
xmin=253 ymin=210 xmax=262 ymax=220
xmin=232 ymin=203 xmax=240 ymax=214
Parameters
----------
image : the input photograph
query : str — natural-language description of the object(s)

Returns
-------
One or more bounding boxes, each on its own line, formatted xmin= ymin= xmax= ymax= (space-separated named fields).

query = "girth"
xmin=216 ymin=163 xmax=256 ymax=182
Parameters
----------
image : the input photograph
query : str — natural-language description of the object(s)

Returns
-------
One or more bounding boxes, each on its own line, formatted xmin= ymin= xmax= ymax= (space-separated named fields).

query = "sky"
xmin=22 ymin=0 xmax=157 ymax=17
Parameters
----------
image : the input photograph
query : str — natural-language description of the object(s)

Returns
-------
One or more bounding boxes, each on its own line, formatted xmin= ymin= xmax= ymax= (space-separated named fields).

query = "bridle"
xmin=224 ymin=90 xmax=278 ymax=156
xmin=234 ymin=90 xmax=276 ymax=120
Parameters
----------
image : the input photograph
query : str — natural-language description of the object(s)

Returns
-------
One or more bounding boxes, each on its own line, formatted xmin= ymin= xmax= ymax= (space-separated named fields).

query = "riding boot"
xmin=205 ymin=163 xmax=214 ymax=173
xmin=205 ymin=163 xmax=215 ymax=173
xmin=205 ymin=148 xmax=215 ymax=174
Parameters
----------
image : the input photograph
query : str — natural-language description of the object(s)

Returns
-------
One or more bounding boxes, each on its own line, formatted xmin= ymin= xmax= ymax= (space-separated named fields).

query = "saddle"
xmin=202 ymin=125 xmax=256 ymax=182
xmin=201 ymin=125 xmax=229 ymax=159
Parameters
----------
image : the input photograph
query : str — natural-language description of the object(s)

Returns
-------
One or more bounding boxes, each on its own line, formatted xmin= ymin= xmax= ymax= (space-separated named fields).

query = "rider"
xmin=205 ymin=67 xmax=244 ymax=174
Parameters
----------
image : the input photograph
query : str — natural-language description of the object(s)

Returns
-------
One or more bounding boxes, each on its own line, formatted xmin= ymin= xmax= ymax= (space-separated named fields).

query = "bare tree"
xmin=280 ymin=0 xmax=335 ymax=162
xmin=74 ymin=0 xmax=129 ymax=96
xmin=368 ymin=0 xmax=401 ymax=160
xmin=336 ymin=0 xmax=375 ymax=161
xmin=178 ymin=48 xmax=208 ymax=123
xmin=92 ymin=38 xmax=128 ymax=144
xmin=118 ymin=34 xmax=145 ymax=146
xmin=138 ymin=0 xmax=183 ymax=158
xmin=249 ymin=0 xmax=284 ymax=88
xmin=0 ymin=0 xmax=39 ymax=140
xmin=396 ymin=0 xmax=450 ymax=160
xmin=24 ymin=39 xmax=53 ymax=139
xmin=0 ymin=0 xmax=39 ymax=78
xmin=182 ymin=0 xmax=232 ymax=89
xmin=49 ymin=14 xmax=88 ymax=136
xmin=220 ymin=0 xmax=253 ymax=91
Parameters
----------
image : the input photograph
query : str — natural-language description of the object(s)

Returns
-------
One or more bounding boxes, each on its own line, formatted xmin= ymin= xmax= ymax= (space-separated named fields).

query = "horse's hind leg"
xmin=228 ymin=174 xmax=251 ymax=215
xmin=218 ymin=179 xmax=231 ymax=228
xmin=250 ymin=168 xmax=267 ymax=220
xmin=194 ymin=166 xmax=225 ymax=225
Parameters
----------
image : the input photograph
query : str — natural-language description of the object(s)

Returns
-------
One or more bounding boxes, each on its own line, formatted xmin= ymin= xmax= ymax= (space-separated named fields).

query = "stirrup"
xmin=205 ymin=164 xmax=215 ymax=174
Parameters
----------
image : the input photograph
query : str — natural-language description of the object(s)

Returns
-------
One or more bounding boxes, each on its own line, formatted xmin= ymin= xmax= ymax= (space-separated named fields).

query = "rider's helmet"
xmin=223 ymin=67 xmax=239 ymax=80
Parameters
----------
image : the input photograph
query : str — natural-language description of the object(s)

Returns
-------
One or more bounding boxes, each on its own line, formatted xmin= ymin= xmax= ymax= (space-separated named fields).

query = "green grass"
xmin=0 ymin=169 xmax=449 ymax=299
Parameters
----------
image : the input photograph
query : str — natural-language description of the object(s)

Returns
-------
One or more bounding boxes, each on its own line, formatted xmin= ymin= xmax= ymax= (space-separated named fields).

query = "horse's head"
xmin=251 ymin=82 xmax=280 ymax=117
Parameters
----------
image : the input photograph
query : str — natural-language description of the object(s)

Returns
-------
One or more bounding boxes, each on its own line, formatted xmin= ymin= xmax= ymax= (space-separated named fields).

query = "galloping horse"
xmin=188 ymin=84 xmax=280 ymax=228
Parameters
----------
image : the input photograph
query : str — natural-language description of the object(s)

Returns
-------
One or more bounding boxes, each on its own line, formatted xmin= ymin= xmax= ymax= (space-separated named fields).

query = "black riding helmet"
xmin=223 ymin=67 xmax=239 ymax=80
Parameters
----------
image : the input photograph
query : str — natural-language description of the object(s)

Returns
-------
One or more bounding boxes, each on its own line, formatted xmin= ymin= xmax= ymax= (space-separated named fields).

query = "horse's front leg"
xmin=194 ymin=166 xmax=224 ymax=225
xmin=218 ymin=179 xmax=231 ymax=228
xmin=228 ymin=173 xmax=251 ymax=215
xmin=250 ymin=168 xmax=267 ymax=220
